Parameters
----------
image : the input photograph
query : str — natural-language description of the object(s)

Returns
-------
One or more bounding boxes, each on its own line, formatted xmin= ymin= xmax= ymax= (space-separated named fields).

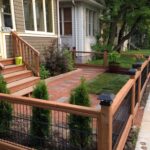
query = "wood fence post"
xmin=98 ymin=93 xmax=114 ymax=150
xmin=103 ymin=50 xmax=108 ymax=67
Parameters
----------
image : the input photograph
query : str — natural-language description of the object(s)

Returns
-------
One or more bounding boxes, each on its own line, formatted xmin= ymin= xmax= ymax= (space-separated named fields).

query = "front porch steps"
xmin=0 ymin=58 xmax=40 ymax=96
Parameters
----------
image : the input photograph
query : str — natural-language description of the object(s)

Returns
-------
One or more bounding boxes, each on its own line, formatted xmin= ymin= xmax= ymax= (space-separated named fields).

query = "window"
xmin=2 ymin=0 xmax=12 ymax=28
xmin=23 ymin=0 xmax=34 ymax=30
xmin=60 ymin=7 xmax=72 ymax=35
xmin=23 ymin=0 xmax=53 ymax=33
xmin=86 ymin=9 xmax=97 ymax=36
xmin=35 ymin=0 xmax=44 ymax=31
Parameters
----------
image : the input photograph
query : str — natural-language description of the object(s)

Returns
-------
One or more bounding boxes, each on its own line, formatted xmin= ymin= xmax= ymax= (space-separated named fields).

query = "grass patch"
xmin=87 ymin=73 xmax=130 ymax=94
xmin=119 ymin=55 xmax=137 ymax=68
xmin=88 ymin=59 xmax=103 ymax=65
xmin=123 ymin=49 xmax=150 ymax=55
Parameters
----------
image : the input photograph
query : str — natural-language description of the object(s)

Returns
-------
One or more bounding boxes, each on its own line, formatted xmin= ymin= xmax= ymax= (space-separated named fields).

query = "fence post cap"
xmin=98 ymin=92 xmax=115 ymax=106
xmin=128 ymin=68 xmax=136 ymax=76
xmin=144 ymin=55 xmax=149 ymax=59
xmin=132 ymin=62 xmax=142 ymax=69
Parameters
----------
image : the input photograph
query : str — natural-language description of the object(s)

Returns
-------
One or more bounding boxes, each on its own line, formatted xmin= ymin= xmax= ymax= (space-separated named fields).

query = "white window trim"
xmin=11 ymin=0 xmax=16 ymax=30
xmin=24 ymin=0 xmax=55 ymax=34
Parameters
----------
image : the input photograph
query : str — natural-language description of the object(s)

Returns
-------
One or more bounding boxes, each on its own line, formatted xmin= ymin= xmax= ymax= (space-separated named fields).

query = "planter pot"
xmin=109 ymin=62 xmax=120 ymax=73
xmin=15 ymin=56 xmax=23 ymax=65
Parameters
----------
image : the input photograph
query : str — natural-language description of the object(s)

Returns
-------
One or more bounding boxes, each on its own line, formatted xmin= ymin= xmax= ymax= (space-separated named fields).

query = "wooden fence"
xmin=0 ymin=57 xmax=150 ymax=150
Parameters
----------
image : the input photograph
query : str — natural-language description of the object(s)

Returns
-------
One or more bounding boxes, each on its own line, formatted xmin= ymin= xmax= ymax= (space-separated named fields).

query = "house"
xmin=0 ymin=0 xmax=58 ymax=59
xmin=59 ymin=0 xmax=104 ymax=52
xmin=0 ymin=0 xmax=59 ymax=96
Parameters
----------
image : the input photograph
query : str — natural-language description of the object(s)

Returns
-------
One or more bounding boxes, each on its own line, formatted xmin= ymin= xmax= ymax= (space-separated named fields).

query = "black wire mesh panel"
xmin=141 ymin=66 xmax=148 ymax=90
xmin=0 ymin=101 xmax=97 ymax=150
xmin=135 ymin=79 xmax=139 ymax=106
xmin=112 ymin=89 xmax=132 ymax=150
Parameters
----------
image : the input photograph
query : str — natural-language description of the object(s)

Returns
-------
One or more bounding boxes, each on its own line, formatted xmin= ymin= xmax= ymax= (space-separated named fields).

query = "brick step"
xmin=7 ymin=77 xmax=40 ymax=93
xmin=1 ymin=65 xmax=25 ymax=75
xmin=4 ymin=70 xmax=33 ymax=83
xmin=12 ymin=86 xmax=34 ymax=96
xmin=0 ymin=58 xmax=14 ymax=66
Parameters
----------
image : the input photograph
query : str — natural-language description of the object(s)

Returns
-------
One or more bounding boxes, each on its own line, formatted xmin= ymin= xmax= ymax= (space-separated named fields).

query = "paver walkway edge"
xmin=135 ymin=94 xmax=150 ymax=150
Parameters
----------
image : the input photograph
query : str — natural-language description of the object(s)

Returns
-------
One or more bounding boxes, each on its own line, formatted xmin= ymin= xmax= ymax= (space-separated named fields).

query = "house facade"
xmin=0 ymin=0 xmax=58 ymax=59
xmin=59 ymin=0 xmax=104 ymax=52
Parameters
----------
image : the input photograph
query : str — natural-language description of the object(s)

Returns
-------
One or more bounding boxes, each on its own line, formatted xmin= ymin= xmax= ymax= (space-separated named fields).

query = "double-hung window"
xmin=86 ymin=9 xmax=97 ymax=36
xmin=23 ymin=0 xmax=53 ymax=33
xmin=2 ymin=0 xmax=12 ymax=28
xmin=59 ymin=7 xmax=72 ymax=36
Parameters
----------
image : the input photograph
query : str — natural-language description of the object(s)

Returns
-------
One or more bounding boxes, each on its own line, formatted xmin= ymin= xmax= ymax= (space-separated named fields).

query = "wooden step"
xmin=1 ymin=65 xmax=25 ymax=75
xmin=12 ymin=86 xmax=34 ymax=96
xmin=0 ymin=58 xmax=14 ymax=66
xmin=7 ymin=77 xmax=40 ymax=93
xmin=4 ymin=70 xmax=33 ymax=83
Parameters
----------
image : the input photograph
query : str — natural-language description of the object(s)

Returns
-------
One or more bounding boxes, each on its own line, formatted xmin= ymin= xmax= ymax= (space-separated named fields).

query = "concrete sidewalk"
xmin=135 ymin=94 xmax=150 ymax=150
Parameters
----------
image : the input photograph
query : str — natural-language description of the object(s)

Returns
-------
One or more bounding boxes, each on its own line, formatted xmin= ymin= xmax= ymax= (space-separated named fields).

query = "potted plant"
xmin=108 ymin=51 xmax=120 ymax=72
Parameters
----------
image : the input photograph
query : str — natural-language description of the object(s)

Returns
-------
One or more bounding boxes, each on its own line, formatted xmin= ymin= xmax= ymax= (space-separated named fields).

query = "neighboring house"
xmin=0 ymin=0 xmax=58 ymax=59
xmin=59 ymin=0 xmax=104 ymax=52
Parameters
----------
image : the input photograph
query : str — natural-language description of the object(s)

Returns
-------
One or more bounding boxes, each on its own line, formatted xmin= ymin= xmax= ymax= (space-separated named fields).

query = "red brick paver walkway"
xmin=47 ymin=67 xmax=106 ymax=107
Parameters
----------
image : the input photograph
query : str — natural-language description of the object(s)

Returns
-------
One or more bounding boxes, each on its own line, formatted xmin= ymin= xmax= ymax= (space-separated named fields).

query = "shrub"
xmin=109 ymin=51 xmax=120 ymax=64
xmin=0 ymin=75 xmax=12 ymax=136
xmin=91 ymin=43 xmax=112 ymax=52
xmin=40 ymin=64 xmax=50 ymax=79
xmin=68 ymin=78 xmax=92 ymax=149
xmin=63 ymin=49 xmax=74 ymax=71
xmin=44 ymin=46 xmax=74 ymax=76
xmin=30 ymin=81 xmax=50 ymax=147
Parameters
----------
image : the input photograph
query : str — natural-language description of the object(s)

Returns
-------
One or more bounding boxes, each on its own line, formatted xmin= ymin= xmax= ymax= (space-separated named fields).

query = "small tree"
xmin=0 ymin=75 xmax=12 ymax=137
xmin=30 ymin=81 xmax=50 ymax=147
xmin=69 ymin=78 xmax=92 ymax=149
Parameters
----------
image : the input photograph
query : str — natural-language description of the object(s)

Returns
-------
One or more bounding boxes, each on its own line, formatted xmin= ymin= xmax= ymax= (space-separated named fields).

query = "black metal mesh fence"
xmin=0 ymin=100 xmax=97 ymax=150
xmin=135 ymin=79 xmax=139 ymax=106
xmin=148 ymin=62 xmax=150 ymax=73
xmin=141 ymin=66 xmax=148 ymax=89
xmin=112 ymin=89 xmax=132 ymax=149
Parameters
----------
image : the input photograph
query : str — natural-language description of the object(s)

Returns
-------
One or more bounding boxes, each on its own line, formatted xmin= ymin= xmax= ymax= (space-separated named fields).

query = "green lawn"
xmin=87 ymin=73 xmax=130 ymax=95
xmin=88 ymin=50 xmax=149 ymax=68
xmin=123 ymin=50 xmax=150 ymax=55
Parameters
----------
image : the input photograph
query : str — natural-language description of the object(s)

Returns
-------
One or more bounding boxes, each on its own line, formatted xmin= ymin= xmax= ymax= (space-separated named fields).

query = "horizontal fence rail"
xmin=11 ymin=32 xmax=40 ymax=76
xmin=0 ymin=57 xmax=150 ymax=150
xmin=0 ymin=94 xmax=100 ymax=150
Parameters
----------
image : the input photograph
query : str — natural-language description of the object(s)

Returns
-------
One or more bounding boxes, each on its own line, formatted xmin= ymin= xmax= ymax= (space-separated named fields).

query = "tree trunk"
xmin=117 ymin=21 xmax=126 ymax=52
xmin=107 ymin=21 xmax=117 ymax=46
xmin=114 ymin=16 xmax=141 ymax=51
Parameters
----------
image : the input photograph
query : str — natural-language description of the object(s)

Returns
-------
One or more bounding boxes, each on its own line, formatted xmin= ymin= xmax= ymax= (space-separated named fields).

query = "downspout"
xmin=57 ymin=0 xmax=61 ymax=49
xmin=75 ymin=3 xmax=78 ymax=51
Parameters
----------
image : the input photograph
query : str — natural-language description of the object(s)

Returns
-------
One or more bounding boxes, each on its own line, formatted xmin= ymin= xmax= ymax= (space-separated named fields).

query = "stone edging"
xmin=45 ymin=68 xmax=82 ymax=84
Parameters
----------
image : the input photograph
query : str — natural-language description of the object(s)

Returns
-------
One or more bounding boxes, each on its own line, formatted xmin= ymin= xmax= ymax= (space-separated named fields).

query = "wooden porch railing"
xmin=11 ymin=32 xmax=40 ymax=76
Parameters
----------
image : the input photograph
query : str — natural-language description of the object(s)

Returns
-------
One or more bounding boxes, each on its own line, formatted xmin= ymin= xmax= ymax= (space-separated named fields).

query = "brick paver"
xmin=47 ymin=67 xmax=106 ymax=107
